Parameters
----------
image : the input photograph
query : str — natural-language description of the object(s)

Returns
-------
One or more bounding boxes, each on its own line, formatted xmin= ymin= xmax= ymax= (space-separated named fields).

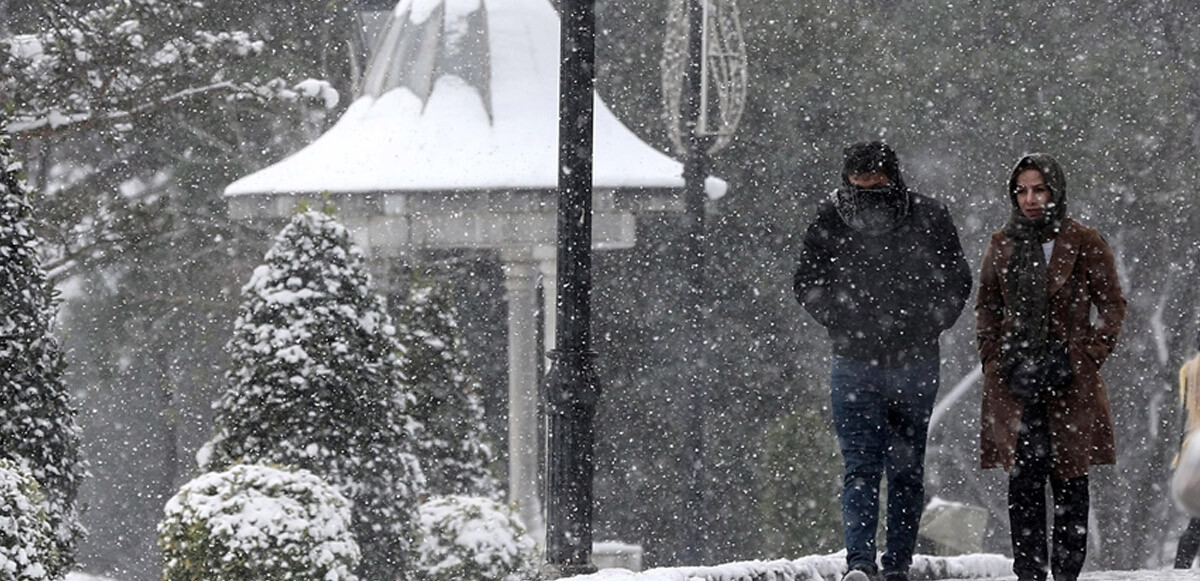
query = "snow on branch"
xmin=0 ymin=0 xmax=339 ymax=139
xmin=7 ymin=79 xmax=338 ymax=138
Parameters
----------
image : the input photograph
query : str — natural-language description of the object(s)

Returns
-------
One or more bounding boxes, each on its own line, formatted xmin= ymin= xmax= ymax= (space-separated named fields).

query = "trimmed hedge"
xmin=414 ymin=495 xmax=538 ymax=581
xmin=158 ymin=463 xmax=359 ymax=581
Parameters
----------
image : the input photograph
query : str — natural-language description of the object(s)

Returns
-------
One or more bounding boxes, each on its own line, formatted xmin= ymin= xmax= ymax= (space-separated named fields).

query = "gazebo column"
xmin=536 ymin=247 xmax=558 ymax=356
xmin=501 ymin=250 xmax=546 ymax=543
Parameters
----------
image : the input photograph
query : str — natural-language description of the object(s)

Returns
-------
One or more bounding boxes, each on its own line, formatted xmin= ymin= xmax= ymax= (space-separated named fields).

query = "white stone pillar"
xmin=500 ymin=252 xmax=545 ymax=543
xmin=536 ymin=247 xmax=558 ymax=357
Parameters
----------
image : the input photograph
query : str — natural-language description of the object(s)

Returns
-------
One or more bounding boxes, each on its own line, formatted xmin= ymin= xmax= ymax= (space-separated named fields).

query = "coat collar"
xmin=1046 ymin=217 xmax=1084 ymax=296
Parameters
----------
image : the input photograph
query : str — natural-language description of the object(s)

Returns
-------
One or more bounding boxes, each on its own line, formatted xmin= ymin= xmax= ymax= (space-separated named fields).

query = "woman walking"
xmin=975 ymin=153 xmax=1126 ymax=581
xmin=1173 ymin=332 xmax=1200 ymax=568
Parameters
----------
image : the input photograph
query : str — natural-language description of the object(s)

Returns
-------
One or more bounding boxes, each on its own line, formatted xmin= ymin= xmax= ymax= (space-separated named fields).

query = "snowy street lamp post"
xmin=663 ymin=0 xmax=746 ymax=562
xmin=679 ymin=0 xmax=710 ymax=563
xmin=544 ymin=0 xmax=600 ymax=575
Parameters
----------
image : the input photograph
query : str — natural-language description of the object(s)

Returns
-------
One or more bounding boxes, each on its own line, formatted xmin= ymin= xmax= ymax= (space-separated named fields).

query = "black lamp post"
xmin=679 ymin=0 xmax=712 ymax=564
xmin=544 ymin=0 xmax=600 ymax=576
xmin=662 ymin=0 xmax=745 ymax=563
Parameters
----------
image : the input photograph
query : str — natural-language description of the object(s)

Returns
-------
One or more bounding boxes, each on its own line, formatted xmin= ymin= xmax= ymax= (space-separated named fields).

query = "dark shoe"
xmin=843 ymin=565 xmax=879 ymax=581
xmin=883 ymin=573 xmax=908 ymax=581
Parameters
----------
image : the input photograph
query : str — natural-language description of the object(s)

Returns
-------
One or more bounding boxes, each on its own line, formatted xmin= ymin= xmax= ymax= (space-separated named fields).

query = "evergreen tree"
xmin=396 ymin=271 xmax=498 ymax=498
xmin=3 ymin=0 xmax=346 ymax=574
xmin=201 ymin=208 xmax=425 ymax=580
xmin=0 ymin=121 xmax=83 ymax=579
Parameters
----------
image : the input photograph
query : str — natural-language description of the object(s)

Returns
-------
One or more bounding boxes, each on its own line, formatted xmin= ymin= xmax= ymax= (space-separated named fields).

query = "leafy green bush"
xmin=158 ymin=463 xmax=359 ymax=581
xmin=413 ymin=496 xmax=538 ymax=581
xmin=0 ymin=459 xmax=56 ymax=581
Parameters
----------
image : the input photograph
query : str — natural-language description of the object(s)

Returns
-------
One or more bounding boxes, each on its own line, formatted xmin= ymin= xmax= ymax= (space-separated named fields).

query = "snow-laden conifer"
xmin=413 ymin=495 xmax=538 ymax=581
xmin=396 ymin=272 xmax=498 ymax=498
xmin=158 ymin=463 xmax=359 ymax=581
xmin=0 ymin=123 xmax=82 ymax=579
xmin=200 ymin=208 xmax=424 ymax=579
xmin=0 ymin=459 xmax=56 ymax=581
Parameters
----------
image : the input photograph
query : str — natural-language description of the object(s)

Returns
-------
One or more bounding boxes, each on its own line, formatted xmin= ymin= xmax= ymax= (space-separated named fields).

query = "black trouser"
xmin=1008 ymin=400 xmax=1089 ymax=581
xmin=1176 ymin=518 xmax=1200 ymax=568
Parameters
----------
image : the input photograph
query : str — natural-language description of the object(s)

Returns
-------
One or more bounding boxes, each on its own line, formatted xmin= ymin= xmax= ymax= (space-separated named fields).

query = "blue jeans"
xmin=830 ymin=356 xmax=939 ymax=575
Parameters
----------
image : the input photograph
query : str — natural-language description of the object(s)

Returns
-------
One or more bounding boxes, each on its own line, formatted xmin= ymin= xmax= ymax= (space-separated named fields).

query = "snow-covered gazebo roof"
xmin=224 ymin=0 xmax=726 ymax=198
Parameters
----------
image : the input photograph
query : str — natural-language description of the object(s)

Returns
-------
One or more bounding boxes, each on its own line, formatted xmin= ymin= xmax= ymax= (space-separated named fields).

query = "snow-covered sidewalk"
xmin=568 ymin=552 xmax=1013 ymax=581
xmin=1071 ymin=572 xmax=1200 ymax=581
xmin=64 ymin=553 xmax=1200 ymax=581
xmin=564 ymin=554 xmax=1200 ymax=581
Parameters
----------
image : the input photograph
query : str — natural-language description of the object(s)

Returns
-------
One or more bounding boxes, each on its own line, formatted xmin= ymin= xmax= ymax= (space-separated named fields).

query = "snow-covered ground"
xmin=65 ymin=553 xmax=1200 ymax=581
xmin=572 ymin=562 xmax=1200 ymax=581
xmin=565 ymin=553 xmax=1200 ymax=581
xmin=66 ymin=574 xmax=115 ymax=581
xmin=1072 ymin=573 xmax=1200 ymax=581
xmin=568 ymin=551 xmax=1012 ymax=581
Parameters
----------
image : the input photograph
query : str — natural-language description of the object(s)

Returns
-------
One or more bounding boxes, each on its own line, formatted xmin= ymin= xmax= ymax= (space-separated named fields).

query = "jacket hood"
xmin=835 ymin=141 xmax=912 ymax=234
xmin=841 ymin=141 xmax=907 ymax=191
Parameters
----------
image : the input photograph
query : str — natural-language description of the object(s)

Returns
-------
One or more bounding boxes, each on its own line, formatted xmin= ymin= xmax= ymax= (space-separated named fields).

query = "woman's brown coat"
xmin=976 ymin=217 xmax=1126 ymax=479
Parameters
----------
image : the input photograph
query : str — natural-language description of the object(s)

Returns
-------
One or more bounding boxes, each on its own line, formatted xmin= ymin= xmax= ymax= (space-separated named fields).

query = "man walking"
xmin=794 ymin=141 xmax=971 ymax=581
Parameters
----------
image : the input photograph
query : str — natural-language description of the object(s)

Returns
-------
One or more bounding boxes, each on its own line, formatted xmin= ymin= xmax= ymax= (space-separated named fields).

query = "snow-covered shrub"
xmin=0 ymin=459 xmax=56 ymax=581
xmin=396 ymin=271 xmax=498 ymax=498
xmin=413 ymin=495 xmax=539 ymax=581
xmin=158 ymin=463 xmax=359 ymax=581
xmin=0 ymin=124 xmax=83 ymax=578
xmin=201 ymin=208 xmax=424 ymax=580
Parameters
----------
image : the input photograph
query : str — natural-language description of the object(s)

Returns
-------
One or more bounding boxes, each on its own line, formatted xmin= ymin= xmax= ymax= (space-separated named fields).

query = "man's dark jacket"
xmin=793 ymin=191 xmax=972 ymax=366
